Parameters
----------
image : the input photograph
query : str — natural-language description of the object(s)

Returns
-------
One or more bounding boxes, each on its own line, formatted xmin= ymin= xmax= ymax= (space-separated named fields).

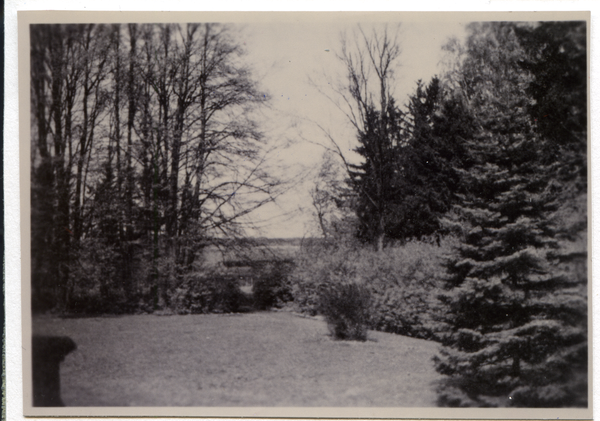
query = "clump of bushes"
xmin=320 ymin=282 xmax=371 ymax=341
xmin=252 ymin=261 xmax=294 ymax=310
xmin=65 ymin=238 xmax=141 ymax=316
xmin=289 ymin=240 xmax=358 ymax=317
xmin=172 ymin=272 xmax=250 ymax=314
xmin=290 ymin=237 xmax=455 ymax=340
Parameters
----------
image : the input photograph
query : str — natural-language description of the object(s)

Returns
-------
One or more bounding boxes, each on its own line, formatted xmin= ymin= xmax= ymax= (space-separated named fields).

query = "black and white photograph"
xmin=17 ymin=10 xmax=590 ymax=418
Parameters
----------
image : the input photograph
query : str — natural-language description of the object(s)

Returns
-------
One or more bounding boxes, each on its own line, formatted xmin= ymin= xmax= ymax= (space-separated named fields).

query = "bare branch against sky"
xmin=242 ymin=20 xmax=468 ymax=237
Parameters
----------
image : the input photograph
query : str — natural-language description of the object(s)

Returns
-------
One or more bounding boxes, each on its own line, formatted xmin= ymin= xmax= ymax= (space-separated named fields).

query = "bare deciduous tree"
xmin=30 ymin=23 xmax=287 ymax=313
xmin=311 ymin=25 xmax=403 ymax=250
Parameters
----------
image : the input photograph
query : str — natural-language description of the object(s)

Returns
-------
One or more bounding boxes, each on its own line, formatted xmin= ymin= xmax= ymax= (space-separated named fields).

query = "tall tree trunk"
xmin=114 ymin=27 xmax=123 ymax=241
xmin=73 ymin=76 xmax=89 ymax=244
xmin=125 ymin=24 xmax=138 ymax=299
xmin=30 ymin=26 xmax=55 ymax=311
xmin=49 ymin=28 xmax=71 ymax=311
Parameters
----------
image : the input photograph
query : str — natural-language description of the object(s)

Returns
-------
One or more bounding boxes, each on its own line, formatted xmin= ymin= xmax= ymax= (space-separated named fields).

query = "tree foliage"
xmin=327 ymin=27 xmax=471 ymax=248
xmin=387 ymin=77 xmax=472 ymax=241
xmin=30 ymin=23 xmax=282 ymax=314
xmin=434 ymin=22 xmax=587 ymax=408
xmin=335 ymin=25 xmax=404 ymax=250
xmin=309 ymin=150 xmax=354 ymax=239
xmin=349 ymin=99 xmax=407 ymax=247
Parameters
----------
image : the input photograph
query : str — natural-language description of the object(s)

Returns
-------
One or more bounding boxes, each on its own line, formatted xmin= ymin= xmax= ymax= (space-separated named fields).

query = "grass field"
xmin=32 ymin=311 xmax=442 ymax=407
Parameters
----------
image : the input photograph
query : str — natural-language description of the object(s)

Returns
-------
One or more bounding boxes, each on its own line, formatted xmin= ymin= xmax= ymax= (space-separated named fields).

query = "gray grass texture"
xmin=32 ymin=312 xmax=441 ymax=407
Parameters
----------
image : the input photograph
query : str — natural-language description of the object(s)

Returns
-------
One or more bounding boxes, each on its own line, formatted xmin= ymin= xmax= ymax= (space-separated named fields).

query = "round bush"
xmin=319 ymin=283 xmax=371 ymax=341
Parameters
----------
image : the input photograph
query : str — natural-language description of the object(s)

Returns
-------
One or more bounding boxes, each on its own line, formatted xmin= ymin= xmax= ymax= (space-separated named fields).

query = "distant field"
xmin=200 ymin=238 xmax=305 ymax=267
xmin=32 ymin=312 xmax=442 ymax=407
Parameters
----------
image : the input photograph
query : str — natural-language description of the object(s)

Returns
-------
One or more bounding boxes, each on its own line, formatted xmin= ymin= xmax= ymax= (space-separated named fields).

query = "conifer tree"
xmin=395 ymin=77 xmax=468 ymax=240
xmin=349 ymin=77 xmax=472 ymax=245
xmin=349 ymin=100 xmax=407 ymax=246
xmin=435 ymin=22 xmax=587 ymax=407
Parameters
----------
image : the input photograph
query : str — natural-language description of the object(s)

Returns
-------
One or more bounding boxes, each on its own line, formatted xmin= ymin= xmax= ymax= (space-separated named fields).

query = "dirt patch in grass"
xmin=32 ymin=311 xmax=441 ymax=407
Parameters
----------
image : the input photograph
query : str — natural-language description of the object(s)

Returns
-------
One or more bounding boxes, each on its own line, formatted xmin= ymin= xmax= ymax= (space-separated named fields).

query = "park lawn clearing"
xmin=32 ymin=311 xmax=442 ymax=407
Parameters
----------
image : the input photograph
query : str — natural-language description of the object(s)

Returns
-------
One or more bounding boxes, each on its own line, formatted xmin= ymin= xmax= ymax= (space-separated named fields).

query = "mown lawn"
xmin=32 ymin=311 xmax=442 ymax=407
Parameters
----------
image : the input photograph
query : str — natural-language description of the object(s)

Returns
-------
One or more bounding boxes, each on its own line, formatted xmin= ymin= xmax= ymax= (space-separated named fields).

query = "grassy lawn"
xmin=32 ymin=311 xmax=442 ymax=407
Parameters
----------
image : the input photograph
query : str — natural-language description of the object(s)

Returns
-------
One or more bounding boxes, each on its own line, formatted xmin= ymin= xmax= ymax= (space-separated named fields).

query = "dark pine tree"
xmin=392 ymin=77 xmax=471 ymax=241
xmin=515 ymin=21 xmax=587 ymax=184
xmin=515 ymin=21 xmax=587 ymax=251
xmin=435 ymin=22 xmax=587 ymax=408
xmin=349 ymin=78 xmax=472 ymax=246
xmin=348 ymin=100 xmax=407 ymax=249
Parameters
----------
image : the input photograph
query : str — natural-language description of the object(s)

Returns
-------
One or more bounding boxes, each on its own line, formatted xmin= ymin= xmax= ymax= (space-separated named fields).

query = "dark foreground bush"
xmin=320 ymin=283 xmax=371 ymax=341
xmin=32 ymin=335 xmax=77 ymax=406
xmin=252 ymin=261 xmax=294 ymax=310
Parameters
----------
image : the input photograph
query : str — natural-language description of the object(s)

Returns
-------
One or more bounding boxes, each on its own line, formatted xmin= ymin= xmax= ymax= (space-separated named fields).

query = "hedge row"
xmin=289 ymin=238 xmax=456 ymax=340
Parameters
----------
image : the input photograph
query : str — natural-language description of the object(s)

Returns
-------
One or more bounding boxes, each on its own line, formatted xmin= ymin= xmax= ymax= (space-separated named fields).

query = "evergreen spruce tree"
xmin=435 ymin=22 xmax=587 ymax=407
xmin=349 ymin=78 xmax=472 ymax=244
xmin=348 ymin=100 xmax=407 ymax=247
xmin=396 ymin=77 xmax=469 ymax=240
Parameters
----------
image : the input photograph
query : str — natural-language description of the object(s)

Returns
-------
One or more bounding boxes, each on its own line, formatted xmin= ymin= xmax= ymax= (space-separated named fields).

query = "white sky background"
xmin=238 ymin=20 xmax=468 ymax=238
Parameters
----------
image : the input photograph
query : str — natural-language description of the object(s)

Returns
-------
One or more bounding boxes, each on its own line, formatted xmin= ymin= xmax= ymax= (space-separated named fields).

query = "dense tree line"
xmin=30 ymin=23 xmax=281 ymax=313
xmin=327 ymin=21 xmax=586 ymax=407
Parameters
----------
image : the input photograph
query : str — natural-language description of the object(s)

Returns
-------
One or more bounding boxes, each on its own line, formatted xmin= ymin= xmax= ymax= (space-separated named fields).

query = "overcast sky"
xmin=238 ymin=20 xmax=468 ymax=238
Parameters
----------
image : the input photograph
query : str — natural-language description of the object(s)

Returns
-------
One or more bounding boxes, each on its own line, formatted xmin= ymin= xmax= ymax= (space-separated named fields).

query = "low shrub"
xmin=64 ymin=238 xmax=141 ymax=316
xmin=364 ymin=242 xmax=447 ymax=339
xmin=289 ymin=241 xmax=359 ymax=316
xmin=172 ymin=272 xmax=249 ymax=314
xmin=252 ymin=261 xmax=294 ymax=310
xmin=320 ymin=282 xmax=371 ymax=341
xmin=290 ymin=237 xmax=456 ymax=340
